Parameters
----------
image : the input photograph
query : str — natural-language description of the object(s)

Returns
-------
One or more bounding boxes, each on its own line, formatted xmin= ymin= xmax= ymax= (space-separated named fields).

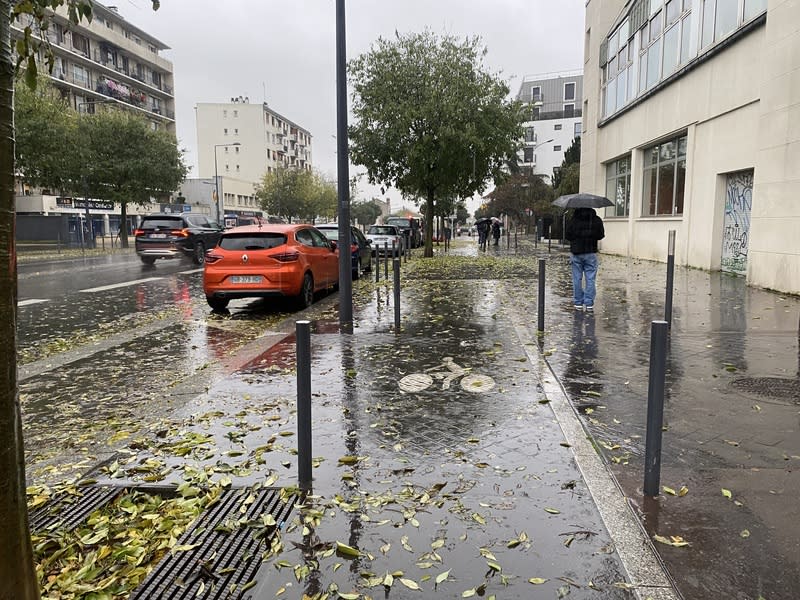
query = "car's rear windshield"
xmin=386 ymin=218 xmax=411 ymax=227
xmin=317 ymin=228 xmax=338 ymax=241
xmin=368 ymin=226 xmax=395 ymax=235
xmin=219 ymin=233 xmax=287 ymax=250
xmin=140 ymin=217 xmax=184 ymax=229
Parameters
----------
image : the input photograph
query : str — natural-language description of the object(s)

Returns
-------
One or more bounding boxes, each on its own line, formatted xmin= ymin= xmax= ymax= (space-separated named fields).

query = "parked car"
xmin=366 ymin=224 xmax=405 ymax=256
xmin=134 ymin=213 xmax=223 ymax=265
xmin=315 ymin=224 xmax=373 ymax=280
xmin=385 ymin=216 xmax=422 ymax=248
xmin=203 ymin=224 xmax=339 ymax=311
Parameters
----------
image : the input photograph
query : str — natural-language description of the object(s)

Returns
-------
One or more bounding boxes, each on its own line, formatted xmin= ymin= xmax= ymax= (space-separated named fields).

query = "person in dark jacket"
xmin=565 ymin=207 xmax=605 ymax=311
xmin=491 ymin=220 xmax=501 ymax=246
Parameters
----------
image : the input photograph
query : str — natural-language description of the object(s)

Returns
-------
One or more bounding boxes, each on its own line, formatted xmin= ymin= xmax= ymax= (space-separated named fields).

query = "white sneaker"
xmin=574 ymin=304 xmax=583 ymax=311
xmin=585 ymin=305 xmax=594 ymax=312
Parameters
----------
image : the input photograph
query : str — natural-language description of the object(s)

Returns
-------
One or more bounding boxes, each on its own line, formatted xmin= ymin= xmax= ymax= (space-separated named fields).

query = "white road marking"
xmin=178 ymin=268 xmax=204 ymax=275
xmin=18 ymin=298 xmax=51 ymax=307
xmin=79 ymin=277 xmax=163 ymax=293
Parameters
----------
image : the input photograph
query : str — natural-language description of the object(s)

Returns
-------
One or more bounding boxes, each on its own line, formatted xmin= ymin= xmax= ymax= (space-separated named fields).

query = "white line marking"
xmin=79 ymin=277 xmax=163 ymax=293
xmin=18 ymin=298 xmax=51 ymax=307
xmin=178 ymin=268 xmax=204 ymax=275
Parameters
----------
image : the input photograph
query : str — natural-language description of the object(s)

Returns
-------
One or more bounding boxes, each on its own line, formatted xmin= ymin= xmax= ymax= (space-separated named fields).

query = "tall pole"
xmin=336 ymin=0 xmax=353 ymax=328
xmin=214 ymin=147 xmax=221 ymax=225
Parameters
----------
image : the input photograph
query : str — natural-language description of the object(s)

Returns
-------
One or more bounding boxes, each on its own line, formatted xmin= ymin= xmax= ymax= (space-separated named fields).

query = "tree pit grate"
xmin=131 ymin=487 xmax=297 ymax=600
xmin=29 ymin=485 xmax=122 ymax=533
xmin=731 ymin=377 xmax=800 ymax=403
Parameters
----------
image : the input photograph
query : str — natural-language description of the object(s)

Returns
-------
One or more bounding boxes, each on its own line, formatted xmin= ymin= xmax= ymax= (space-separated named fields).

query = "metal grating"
xmin=132 ymin=487 xmax=297 ymax=600
xmin=731 ymin=377 xmax=800 ymax=402
xmin=29 ymin=485 xmax=122 ymax=532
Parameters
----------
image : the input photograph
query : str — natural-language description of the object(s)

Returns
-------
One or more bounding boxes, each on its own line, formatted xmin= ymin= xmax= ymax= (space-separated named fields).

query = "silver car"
xmin=366 ymin=224 xmax=405 ymax=256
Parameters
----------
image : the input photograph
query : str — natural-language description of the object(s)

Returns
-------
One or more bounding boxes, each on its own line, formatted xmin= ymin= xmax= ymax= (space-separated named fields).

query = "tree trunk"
xmin=119 ymin=202 xmax=129 ymax=248
xmin=424 ymin=190 xmax=434 ymax=258
xmin=0 ymin=3 xmax=42 ymax=598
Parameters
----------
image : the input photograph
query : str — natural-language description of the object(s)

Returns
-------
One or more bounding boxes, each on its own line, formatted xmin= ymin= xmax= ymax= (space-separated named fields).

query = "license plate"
xmin=231 ymin=275 xmax=262 ymax=284
xmin=150 ymin=233 xmax=167 ymax=238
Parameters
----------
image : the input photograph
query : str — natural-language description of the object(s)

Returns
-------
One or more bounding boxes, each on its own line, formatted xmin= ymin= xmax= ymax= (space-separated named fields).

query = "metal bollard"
xmin=384 ymin=241 xmax=389 ymax=280
xmin=665 ymin=230 xmax=676 ymax=328
xmin=537 ymin=259 xmax=545 ymax=333
xmin=547 ymin=226 xmax=552 ymax=252
xmin=644 ymin=320 xmax=669 ymax=496
xmin=393 ymin=259 xmax=401 ymax=332
xmin=375 ymin=248 xmax=380 ymax=282
xmin=296 ymin=320 xmax=312 ymax=489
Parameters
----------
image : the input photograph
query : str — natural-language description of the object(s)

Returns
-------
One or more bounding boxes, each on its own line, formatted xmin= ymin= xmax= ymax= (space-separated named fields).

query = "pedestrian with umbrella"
xmin=554 ymin=194 xmax=612 ymax=312
xmin=475 ymin=217 xmax=491 ymax=251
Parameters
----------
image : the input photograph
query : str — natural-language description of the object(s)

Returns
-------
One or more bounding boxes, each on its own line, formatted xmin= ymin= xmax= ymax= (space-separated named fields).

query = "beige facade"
xmin=195 ymin=98 xmax=312 ymax=186
xmin=582 ymin=0 xmax=799 ymax=294
xmin=11 ymin=1 xmax=175 ymax=132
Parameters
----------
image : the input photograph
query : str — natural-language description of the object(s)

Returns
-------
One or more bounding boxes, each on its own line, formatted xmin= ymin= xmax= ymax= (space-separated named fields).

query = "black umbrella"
xmin=474 ymin=217 xmax=492 ymax=225
xmin=552 ymin=193 xmax=613 ymax=209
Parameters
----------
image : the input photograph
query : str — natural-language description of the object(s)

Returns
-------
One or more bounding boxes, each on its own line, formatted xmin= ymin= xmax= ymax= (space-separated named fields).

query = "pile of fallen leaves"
xmin=30 ymin=484 xmax=221 ymax=599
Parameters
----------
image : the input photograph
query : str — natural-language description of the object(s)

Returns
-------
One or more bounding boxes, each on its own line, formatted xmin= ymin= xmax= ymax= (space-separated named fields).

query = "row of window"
xmin=602 ymin=0 xmax=767 ymax=119
xmin=605 ymin=133 xmax=687 ymax=218
xmin=527 ymin=81 xmax=578 ymax=103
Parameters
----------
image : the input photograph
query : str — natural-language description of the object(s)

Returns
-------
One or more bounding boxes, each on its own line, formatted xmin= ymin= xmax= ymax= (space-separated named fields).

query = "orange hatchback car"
xmin=203 ymin=224 xmax=339 ymax=311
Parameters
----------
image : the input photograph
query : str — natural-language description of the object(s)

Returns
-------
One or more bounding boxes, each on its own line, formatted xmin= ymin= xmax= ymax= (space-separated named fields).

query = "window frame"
xmin=641 ymin=134 xmax=687 ymax=216
xmin=605 ymin=155 xmax=632 ymax=218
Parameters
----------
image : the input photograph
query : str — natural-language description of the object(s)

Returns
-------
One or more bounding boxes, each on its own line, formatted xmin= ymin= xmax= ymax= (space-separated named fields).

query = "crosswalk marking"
xmin=18 ymin=298 xmax=51 ymax=307
xmin=79 ymin=277 xmax=164 ymax=293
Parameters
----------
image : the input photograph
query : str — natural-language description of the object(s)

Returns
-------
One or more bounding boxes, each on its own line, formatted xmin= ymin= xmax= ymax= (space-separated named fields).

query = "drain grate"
xmin=132 ymin=487 xmax=296 ymax=600
xmin=731 ymin=377 xmax=800 ymax=402
xmin=29 ymin=485 xmax=122 ymax=532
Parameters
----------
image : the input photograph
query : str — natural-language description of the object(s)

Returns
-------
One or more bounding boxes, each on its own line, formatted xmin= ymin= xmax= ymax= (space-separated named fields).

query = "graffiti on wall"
xmin=721 ymin=170 xmax=753 ymax=275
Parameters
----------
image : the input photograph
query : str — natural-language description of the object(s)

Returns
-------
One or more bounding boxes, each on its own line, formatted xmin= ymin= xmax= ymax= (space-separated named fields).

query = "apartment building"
xmin=195 ymin=97 xmax=313 ymax=222
xmin=12 ymin=1 xmax=177 ymax=242
xmin=516 ymin=72 xmax=584 ymax=182
xmin=12 ymin=1 xmax=175 ymax=132
xmin=582 ymin=0 xmax=798 ymax=294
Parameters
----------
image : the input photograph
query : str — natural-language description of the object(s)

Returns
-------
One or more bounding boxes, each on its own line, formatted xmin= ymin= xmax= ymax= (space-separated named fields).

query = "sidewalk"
xmin=38 ymin=236 xmax=799 ymax=599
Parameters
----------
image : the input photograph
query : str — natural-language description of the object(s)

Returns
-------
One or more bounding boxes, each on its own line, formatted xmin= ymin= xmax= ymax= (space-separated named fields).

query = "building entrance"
xmin=721 ymin=170 xmax=753 ymax=276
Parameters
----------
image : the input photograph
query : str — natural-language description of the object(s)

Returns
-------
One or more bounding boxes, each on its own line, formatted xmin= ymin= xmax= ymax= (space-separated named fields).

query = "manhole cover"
xmin=731 ymin=377 xmax=800 ymax=402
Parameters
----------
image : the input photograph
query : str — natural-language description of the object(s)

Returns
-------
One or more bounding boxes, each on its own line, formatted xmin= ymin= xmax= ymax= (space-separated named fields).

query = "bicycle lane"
xmin=244 ymin=275 xmax=649 ymax=598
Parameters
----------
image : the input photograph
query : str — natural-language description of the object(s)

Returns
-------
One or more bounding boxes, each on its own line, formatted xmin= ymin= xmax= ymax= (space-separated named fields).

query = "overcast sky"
xmin=125 ymin=0 xmax=585 ymax=212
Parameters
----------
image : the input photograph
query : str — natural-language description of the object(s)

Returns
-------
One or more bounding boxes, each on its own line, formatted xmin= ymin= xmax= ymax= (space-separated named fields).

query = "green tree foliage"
xmin=552 ymin=135 xmax=581 ymax=196
xmin=1 ymin=3 xmax=159 ymax=597
xmin=13 ymin=77 xmax=80 ymax=193
xmin=348 ymin=30 xmax=524 ymax=257
xmin=256 ymin=167 xmax=336 ymax=223
xmin=484 ymin=172 xmax=553 ymax=227
xmin=350 ymin=199 xmax=383 ymax=226
xmin=78 ymin=109 xmax=187 ymax=246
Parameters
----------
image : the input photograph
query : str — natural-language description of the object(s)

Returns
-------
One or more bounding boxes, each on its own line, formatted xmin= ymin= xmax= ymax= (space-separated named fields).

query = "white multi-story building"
xmin=195 ymin=97 xmax=313 ymax=221
xmin=582 ymin=0 xmax=798 ymax=294
xmin=516 ymin=72 xmax=584 ymax=182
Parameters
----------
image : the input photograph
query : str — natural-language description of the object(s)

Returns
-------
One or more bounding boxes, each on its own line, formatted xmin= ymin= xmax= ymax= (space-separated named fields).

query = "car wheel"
xmin=353 ymin=258 xmax=362 ymax=281
xmin=206 ymin=296 xmax=229 ymax=311
xmin=192 ymin=241 xmax=206 ymax=265
xmin=140 ymin=256 xmax=156 ymax=266
xmin=297 ymin=272 xmax=314 ymax=309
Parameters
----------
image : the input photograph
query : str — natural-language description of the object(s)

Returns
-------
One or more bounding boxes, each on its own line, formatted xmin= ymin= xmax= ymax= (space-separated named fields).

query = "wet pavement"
xmin=24 ymin=237 xmax=800 ymax=599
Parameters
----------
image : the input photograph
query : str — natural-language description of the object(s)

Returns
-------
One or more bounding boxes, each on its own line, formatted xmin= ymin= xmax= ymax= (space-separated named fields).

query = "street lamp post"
xmin=214 ymin=143 xmax=241 ymax=225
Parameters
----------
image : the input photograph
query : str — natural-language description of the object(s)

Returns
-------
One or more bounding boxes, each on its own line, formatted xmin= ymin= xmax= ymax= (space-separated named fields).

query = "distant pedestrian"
xmin=491 ymin=220 xmax=501 ymax=246
xmin=476 ymin=220 xmax=490 ymax=251
xmin=565 ymin=207 xmax=605 ymax=311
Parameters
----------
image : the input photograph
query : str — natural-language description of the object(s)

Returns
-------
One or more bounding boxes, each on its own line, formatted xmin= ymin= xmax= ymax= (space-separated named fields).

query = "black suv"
xmin=134 ymin=213 xmax=223 ymax=265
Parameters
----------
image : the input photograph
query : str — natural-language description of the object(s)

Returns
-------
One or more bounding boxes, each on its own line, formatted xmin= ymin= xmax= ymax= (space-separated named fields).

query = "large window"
xmin=606 ymin=155 xmax=631 ymax=217
xmin=642 ymin=135 xmax=687 ymax=216
xmin=601 ymin=0 xmax=766 ymax=119
xmin=564 ymin=82 xmax=576 ymax=101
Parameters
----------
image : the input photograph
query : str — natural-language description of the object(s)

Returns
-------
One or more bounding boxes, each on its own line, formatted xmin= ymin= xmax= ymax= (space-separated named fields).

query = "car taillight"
xmin=205 ymin=252 xmax=223 ymax=264
xmin=273 ymin=252 xmax=299 ymax=262
xmin=133 ymin=228 xmax=144 ymax=236
xmin=171 ymin=228 xmax=190 ymax=238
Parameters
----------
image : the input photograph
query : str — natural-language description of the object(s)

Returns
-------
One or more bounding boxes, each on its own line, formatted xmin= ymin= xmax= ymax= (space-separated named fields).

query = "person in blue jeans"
xmin=565 ymin=207 xmax=605 ymax=311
